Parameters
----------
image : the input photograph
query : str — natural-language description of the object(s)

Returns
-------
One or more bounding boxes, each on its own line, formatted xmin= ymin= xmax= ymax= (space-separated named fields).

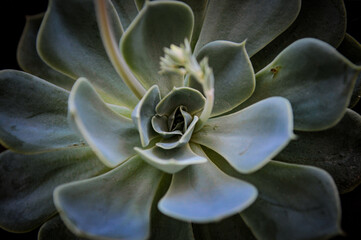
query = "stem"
xmin=194 ymin=74 xmax=214 ymax=132
xmin=94 ymin=0 xmax=146 ymax=99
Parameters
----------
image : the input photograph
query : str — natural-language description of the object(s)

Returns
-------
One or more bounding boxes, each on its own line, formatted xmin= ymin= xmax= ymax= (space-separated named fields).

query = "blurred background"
xmin=0 ymin=0 xmax=360 ymax=239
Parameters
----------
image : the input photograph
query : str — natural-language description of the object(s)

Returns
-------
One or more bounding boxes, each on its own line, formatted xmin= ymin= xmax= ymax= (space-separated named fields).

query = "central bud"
xmin=151 ymin=87 xmax=205 ymax=149
xmin=130 ymin=40 xmax=213 ymax=174
xmin=168 ymin=106 xmax=189 ymax=132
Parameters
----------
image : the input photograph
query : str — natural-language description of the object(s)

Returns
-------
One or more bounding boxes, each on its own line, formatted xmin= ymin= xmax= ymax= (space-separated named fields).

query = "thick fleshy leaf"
xmin=108 ymin=104 xmax=132 ymax=118
xmin=0 ymin=70 xmax=83 ymax=153
xmin=206 ymin=149 xmax=341 ymax=240
xmin=0 ymin=147 xmax=108 ymax=232
xmin=135 ymin=143 xmax=206 ymax=174
xmin=156 ymin=87 xmax=205 ymax=115
xmin=239 ymin=162 xmax=341 ymax=240
xmin=338 ymin=34 xmax=361 ymax=108
xmin=195 ymin=0 xmax=301 ymax=56
xmin=251 ymin=0 xmax=347 ymax=72
xmin=167 ymin=106 xmax=192 ymax=132
xmin=152 ymin=115 xmax=182 ymax=138
xmin=121 ymin=1 xmax=193 ymax=94
xmin=237 ymin=38 xmax=361 ymax=131
xmin=156 ymin=116 xmax=198 ymax=149
xmin=69 ymin=78 xmax=141 ymax=168
xmin=150 ymin=173 xmax=194 ymax=240
xmin=37 ymin=0 xmax=138 ymax=107
xmin=17 ymin=14 xmax=74 ymax=90
xmin=54 ymin=156 xmax=163 ymax=240
xmin=181 ymin=0 xmax=208 ymax=50
xmin=276 ymin=109 xmax=361 ymax=193
xmin=192 ymin=97 xmax=293 ymax=173
xmin=190 ymin=40 xmax=255 ymax=116
xmin=39 ymin=216 xmax=84 ymax=240
xmin=110 ymin=0 xmax=138 ymax=30
xmin=158 ymin=144 xmax=257 ymax=223
xmin=192 ymin=214 xmax=256 ymax=240
xmin=132 ymin=85 xmax=161 ymax=147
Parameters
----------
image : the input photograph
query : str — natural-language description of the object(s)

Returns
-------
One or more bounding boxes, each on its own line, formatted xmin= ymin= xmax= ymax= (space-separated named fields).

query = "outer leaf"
xmin=338 ymin=34 xmax=361 ymax=107
xmin=206 ymin=149 xmax=341 ymax=240
xmin=181 ymin=0 xmax=208 ymax=50
xmin=132 ymin=85 xmax=161 ymax=147
xmin=195 ymin=0 xmax=301 ymax=56
xmin=251 ymin=0 xmax=347 ymax=72
xmin=121 ymin=1 xmax=194 ymax=95
xmin=240 ymin=162 xmax=341 ymax=240
xmin=54 ymin=156 xmax=163 ymax=240
xmin=237 ymin=38 xmax=361 ymax=131
xmin=110 ymin=0 xmax=138 ymax=30
xmin=69 ymin=78 xmax=141 ymax=168
xmin=156 ymin=87 xmax=205 ymax=115
xmin=158 ymin=144 xmax=257 ymax=223
xmin=192 ymin=97 xmax=293 ymax=173
xmin=276 ymin=109 xmax=361 ymax=193
xmin=17 ymin=14 xmax=74 ymax=90
xmin=37 ymin=0 xmax=138 ymax=107
xmin=189 ymin=40 xmax=255 ymax=116
xmin=38 ymin=216 xmax=84 ymax=240
xmin=150 ymin=173 xmax=195 ymax=240
xmin=0 ymin=147 xmax=108 ymax=232
xmin=0 ymin=70 xmax=82 ymax=153
xmin=192 ymin=214 xmax=256 ymax=240
xmin=135 ymin=143 xmax=206 ymax=174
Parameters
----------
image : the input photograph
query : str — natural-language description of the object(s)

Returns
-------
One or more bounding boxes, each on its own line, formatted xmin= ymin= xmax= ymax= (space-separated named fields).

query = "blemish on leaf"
xmin=270 ymin=66 xmax=281 ymax=78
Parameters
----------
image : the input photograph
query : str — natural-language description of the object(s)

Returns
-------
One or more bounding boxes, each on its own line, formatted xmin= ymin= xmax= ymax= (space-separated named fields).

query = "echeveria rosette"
xmin=0 ymin=1 xmax=360 ymax=240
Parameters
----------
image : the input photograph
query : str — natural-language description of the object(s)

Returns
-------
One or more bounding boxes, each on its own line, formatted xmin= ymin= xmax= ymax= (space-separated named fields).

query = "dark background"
xmin=0 ymin=0 xmax=360 ymax=239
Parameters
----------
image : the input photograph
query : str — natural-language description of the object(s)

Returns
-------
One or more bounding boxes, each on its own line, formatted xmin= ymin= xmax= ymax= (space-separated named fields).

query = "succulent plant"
xmin=1 ymin=0 xmax=361 ymax=240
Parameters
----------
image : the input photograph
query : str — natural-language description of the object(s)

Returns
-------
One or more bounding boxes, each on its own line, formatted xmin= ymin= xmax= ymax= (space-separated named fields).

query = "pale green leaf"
xmin=132 ymin=85 xmax=161 ymax=147
xmin=121 ymin=1 xmax=194 ymax=95
xmin=276 ymin=109 xmax=361 ymax=193
xmin=189 ymin=40 xmax=255 ymax=116
xmin=17 ymin=14 xmax=74 ymax=90
xmin=151 ymin=115 xmax=182 ymax=138
xmin=195 ymin=0 xmax=301 ymax=56
xmin=158 ymin=144 xmax=257 ymax=223
xmin=135 ymin=143 xmax=206 ymax=174
xmin=251 ymin=0 xmax=347 ymax=72
xmin=111 ymin=0 xmax=139 ymax=30
xmin=236 ymin=38 xmax=361 ymax=131
xmin=156 ymin=87 xmax=205 ymax=115
xmin=149 ymin=173 xmax=195 ymax=240
xmin=0 ymin=70 xmax=83 ymax=153
xmin=240 ymin=161 xmax=341 ymax=240
xmin=180 ymin=0 xmax=208 ymax=50
xmin=54 ymin=156 xmax=163 ymax=240
xmin=69 ymin=78 xmax=141 ymax=168
xmin=37 ymin=0 xmax=138 ymax=107
xmin=192 ymin=97 xmax=293 ymax=173
xmin=156 ymin=116 xmax=198 ymax=150
xmin=0 ymin=147 xmax=108 ymax=232
xmin=206 ymin=149 xmax=341 ymax=240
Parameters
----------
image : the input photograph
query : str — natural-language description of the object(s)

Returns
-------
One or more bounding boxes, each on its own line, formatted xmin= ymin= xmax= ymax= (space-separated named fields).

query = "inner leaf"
xmin=168 ymin=106 xmax=190 ymax=132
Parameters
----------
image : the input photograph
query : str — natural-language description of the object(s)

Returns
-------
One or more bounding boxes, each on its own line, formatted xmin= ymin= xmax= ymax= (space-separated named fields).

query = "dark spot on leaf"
xmin=270 ymin=66 xmax=281 ymax=78
xmin=212 ymin=125 xmax=219 ymax=131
